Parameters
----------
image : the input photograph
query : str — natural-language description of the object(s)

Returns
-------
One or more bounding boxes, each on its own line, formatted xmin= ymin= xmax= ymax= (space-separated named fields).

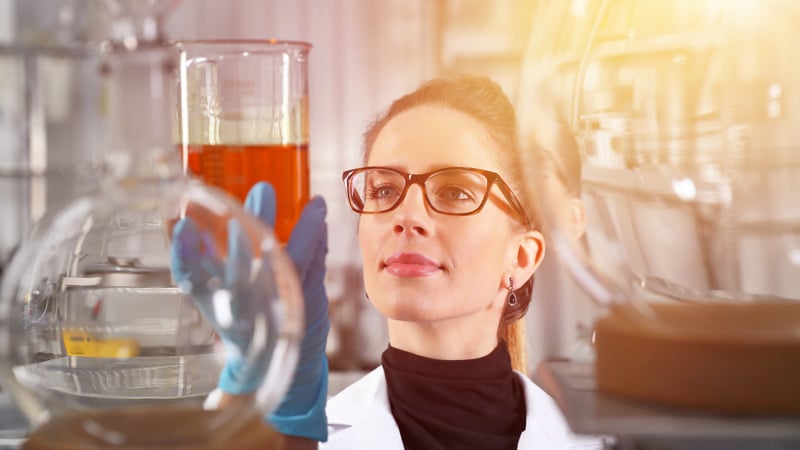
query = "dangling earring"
xmin=507 ymin=276 xmax=517 ymax=306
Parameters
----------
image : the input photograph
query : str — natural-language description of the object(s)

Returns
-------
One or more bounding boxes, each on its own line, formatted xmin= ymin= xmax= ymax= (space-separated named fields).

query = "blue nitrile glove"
xmin=244 ymin=182 xmax=330 ymax=442
xmin=170 ymin=215 xmax=278 ymax=395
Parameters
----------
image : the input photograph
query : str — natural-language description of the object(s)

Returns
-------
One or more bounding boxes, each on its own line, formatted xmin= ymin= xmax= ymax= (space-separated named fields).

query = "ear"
xmin=567 ymin=197 xmax=586 ymax=239
xmin=510 ymin=229 xmax=545 ymax=283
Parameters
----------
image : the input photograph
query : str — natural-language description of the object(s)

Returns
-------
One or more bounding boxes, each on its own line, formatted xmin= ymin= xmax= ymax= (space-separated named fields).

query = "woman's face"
xmin=359 ymin=105 xmax=539 ymax=324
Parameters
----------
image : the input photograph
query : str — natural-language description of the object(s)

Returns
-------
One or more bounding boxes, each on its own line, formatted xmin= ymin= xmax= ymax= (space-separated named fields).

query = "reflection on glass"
xmin=0 ymin=40 xmax=303 ymax=448
xmin=519 ymin=0 xmax=800 ymax=414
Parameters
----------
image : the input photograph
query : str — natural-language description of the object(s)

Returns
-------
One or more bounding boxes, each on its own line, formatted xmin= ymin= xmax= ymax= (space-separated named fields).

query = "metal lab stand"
xmin=537 ymin=361 xmax=800 ymax=450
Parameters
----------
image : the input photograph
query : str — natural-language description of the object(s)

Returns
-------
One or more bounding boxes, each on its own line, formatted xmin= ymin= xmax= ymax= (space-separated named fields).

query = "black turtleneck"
xmin=381 ymin=341 xmax=526 ymax=450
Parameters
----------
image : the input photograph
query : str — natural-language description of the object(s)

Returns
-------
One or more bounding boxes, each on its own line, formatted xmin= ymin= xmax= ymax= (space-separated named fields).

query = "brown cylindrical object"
xmin=595 ymin=302 xmax=800 ymax=415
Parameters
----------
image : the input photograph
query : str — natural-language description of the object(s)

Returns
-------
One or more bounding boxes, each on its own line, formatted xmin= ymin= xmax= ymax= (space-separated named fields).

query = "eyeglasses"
xmin=342 ymin=166 xmax=531 ymax=226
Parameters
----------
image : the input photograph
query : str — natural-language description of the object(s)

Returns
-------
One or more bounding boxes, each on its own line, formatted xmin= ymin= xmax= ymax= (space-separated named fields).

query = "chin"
xmin=368 ymin=290 xmax=445 ymax=322
xmin=366 ymin=274 xmax=458 ymax=319
xmin=370 ymin=297 xmax=424 ymax=321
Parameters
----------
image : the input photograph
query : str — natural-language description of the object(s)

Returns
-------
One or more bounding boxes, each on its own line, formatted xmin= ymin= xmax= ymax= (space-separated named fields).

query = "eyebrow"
xmin=366 ymin=164 xmax=478 ymax=174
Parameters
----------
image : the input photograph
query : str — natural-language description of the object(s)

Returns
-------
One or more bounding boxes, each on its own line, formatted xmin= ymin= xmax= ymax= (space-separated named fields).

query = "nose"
xmin=391 ymin=183 xmax=432 ymax=237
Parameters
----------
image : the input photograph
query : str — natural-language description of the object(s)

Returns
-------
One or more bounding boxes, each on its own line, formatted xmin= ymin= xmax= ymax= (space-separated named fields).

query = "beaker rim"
xmin=171 ymin=39 xmax=312 ymax=51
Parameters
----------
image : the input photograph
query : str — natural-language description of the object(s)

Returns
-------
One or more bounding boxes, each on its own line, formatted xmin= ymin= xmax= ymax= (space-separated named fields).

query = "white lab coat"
xmin=321 ymin=366 xmax=603 ymax=449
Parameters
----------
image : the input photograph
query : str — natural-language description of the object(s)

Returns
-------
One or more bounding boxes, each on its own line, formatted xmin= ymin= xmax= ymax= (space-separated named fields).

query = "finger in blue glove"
xmin=245 ymin=182 xmax=330 ymax=442
xmin=170 ymin=217 xmax=223 ymax=298
xmin=170 ymin=214 xmax=276 ymax=395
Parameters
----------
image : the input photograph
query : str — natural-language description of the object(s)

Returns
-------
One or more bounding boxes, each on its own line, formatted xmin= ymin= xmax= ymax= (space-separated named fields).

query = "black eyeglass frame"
xmin=342 ymin=166 xmax=531 ymax=227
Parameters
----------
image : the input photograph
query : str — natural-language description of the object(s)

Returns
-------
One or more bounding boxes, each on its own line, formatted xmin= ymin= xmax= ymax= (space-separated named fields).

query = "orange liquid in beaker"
xmin=184 ymin=143 xmax=309 ymax=243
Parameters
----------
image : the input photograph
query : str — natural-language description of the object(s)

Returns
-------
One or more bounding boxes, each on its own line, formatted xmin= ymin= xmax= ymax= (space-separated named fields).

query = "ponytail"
xmin=500 ymin=319 xmax=528 ymax=374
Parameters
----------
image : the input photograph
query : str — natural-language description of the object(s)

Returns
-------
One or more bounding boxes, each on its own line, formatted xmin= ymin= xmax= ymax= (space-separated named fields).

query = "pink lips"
xmin=383 ymin=252 xmax=441 ymax=276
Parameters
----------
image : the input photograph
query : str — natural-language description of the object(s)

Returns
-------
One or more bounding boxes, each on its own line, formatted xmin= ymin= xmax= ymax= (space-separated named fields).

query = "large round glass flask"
xmin=517 ymin=0 xmax=800 ymax=414
xmin=0 ymin=41 xmax=303 ymax=448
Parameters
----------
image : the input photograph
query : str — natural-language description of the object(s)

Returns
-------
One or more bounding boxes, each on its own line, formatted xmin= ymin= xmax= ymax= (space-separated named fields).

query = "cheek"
xmin=463 ymin=241 xmax=506 ymax=283
xmin=357 ymin=218 xmax=375 ymax=257
xmin=451 ymin=225 xmax=514 ymax=288
xmin=472 ymin=218 xmax=515 ymax=258
xmin=357 ymin=218 xmax=380 ymax=287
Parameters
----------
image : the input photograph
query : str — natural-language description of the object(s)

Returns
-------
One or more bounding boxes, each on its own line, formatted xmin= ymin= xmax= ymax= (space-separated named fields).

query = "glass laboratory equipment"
xmin=0 ymin=36 xmax=303 ymax=450
xmin=0 ymin=43 xmax=107 ymax=278
xmin=177 ymin=40 xmax=311 ymax=243
xmin=517 ymin=0 xmax=800 ymax=415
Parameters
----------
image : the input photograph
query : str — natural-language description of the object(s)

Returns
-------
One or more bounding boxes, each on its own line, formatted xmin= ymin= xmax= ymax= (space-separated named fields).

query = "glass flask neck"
xmin=102 ymin=42 xmax=182 ymax=182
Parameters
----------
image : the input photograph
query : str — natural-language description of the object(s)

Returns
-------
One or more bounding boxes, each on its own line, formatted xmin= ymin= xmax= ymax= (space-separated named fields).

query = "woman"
xmin=172 ymin=74 xmax=601 ymax=449
xmin=324 ymin=74 xmax=600 ymax=449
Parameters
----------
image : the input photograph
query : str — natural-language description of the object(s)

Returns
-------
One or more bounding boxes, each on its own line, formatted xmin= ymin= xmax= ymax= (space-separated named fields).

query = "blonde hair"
xmin=500 ymin=319 xmax=528 ymax=374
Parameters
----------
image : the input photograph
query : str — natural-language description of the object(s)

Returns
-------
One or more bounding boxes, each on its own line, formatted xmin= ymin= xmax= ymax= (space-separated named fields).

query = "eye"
xmin=433 ymin=184 xmax=480 ymax=208
xmin=438 ymin=185 xmax=474 ymax=202
xmin=427 ymin=170 xmax=486 ymax=211
xmin=366 ymin=184 xmax=402 ymax=200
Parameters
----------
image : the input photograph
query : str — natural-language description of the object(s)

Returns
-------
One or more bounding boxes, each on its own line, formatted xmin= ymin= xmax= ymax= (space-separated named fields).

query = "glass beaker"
xmin=177 ymin=40 xmax=311 ymax=243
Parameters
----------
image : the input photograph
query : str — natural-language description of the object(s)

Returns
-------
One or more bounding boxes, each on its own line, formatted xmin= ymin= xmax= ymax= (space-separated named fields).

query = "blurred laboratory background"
xmin=1 ymin=0 xmax=592 ymax=380
xmin=3 ymin=1 xmax=799 ymax=448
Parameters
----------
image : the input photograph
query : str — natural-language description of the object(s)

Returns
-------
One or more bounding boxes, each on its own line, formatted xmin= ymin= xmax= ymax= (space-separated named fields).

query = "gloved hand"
xmin=245 ymin=183 xmax=329 ymax=442
xmin=170 ymin=212 xmax=277 ymax=395
xmin=169 ymin=182 xmax=330 ymax=442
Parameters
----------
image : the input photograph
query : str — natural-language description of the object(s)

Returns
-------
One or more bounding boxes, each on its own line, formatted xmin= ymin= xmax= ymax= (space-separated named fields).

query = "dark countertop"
xmin=536 ymin=360 xmax=800 ymax=449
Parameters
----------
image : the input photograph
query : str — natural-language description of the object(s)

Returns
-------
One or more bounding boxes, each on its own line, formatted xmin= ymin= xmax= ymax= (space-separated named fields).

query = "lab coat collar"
xmin=325 ymin=367 xmax=403 ymax=449
xmin=324 ymin=366 xmax=596 ymax=449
